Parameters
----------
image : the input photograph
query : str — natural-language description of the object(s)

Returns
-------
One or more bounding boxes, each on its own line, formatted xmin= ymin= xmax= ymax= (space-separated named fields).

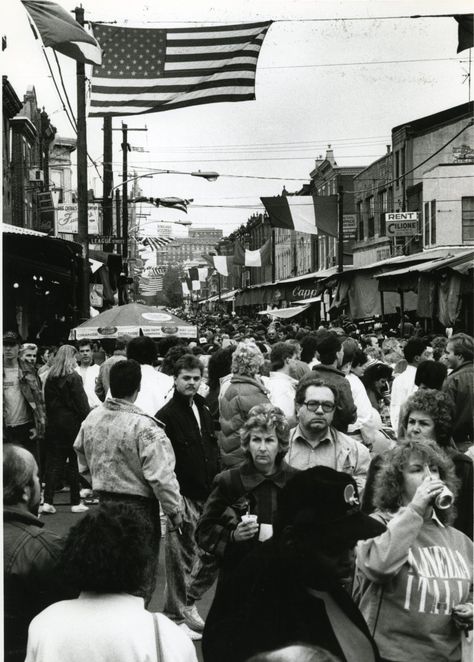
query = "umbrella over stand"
xmin=69 ymin=303 xmax=197 ymax=340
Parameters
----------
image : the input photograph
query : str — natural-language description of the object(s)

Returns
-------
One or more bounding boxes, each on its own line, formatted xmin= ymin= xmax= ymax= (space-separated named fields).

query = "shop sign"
xmin=56 ymin=203 xmax=101 ymax=234
xmin=385 ymin=213 xmax=419 ymax=236
xmin=291 ymin=283 xmax=319 ymax=301
xmin=342 ymin=214 xmax=357 ymax=240
xmin=90 ymin=235 xmax=125 ymax=244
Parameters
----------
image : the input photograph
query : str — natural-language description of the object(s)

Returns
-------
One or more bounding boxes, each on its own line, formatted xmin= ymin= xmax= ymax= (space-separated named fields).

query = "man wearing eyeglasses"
xmin=284 ymin=376 xmax=370 ymax=493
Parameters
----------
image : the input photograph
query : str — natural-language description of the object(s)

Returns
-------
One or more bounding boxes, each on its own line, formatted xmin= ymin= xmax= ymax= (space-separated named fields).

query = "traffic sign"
xmin=90 ymin=235 xmax=125 ymax=244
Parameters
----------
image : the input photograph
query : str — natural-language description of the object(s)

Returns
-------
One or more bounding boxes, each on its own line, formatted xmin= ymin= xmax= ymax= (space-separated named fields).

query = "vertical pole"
xmin=399 ymin=290 xmax=405 ymax=337
xmin=337 ymin=186 xmax=344 ymax=273
xmin=121 ymin=122 xmax=128 ymax=273
xmin=380 ymin=290 xmax=385 ymax=321
xmin=115 ymin=188 xmax=121 ymax=237
xmin=102 ymin=116 xmax=113 ymax=251
xmin=74 ymin=6 xmax=90 ymax=322
xmin=271 ymin=227 xmax=276 ymax=283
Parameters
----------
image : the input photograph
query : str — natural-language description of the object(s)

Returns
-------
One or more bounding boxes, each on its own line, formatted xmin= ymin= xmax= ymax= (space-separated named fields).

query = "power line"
xmin=261 ymin=57 xmax=467 ymax=70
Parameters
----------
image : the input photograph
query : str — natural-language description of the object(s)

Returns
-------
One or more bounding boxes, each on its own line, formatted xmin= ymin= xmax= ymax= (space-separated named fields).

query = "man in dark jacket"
xmin=3 ymin=444 xmax=67 ymax=662
xmin=157 ymin=354 xmax=220 ymax=640
xmin=442 ymin=332 xmax=474 ymax=448
xmin=311 ymin=331 xmax=357 ymax=433
xmin=202 ymin=467 xmax=385 ymax=662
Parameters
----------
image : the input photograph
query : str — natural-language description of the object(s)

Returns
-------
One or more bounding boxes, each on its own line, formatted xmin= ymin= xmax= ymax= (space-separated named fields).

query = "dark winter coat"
xmin=442 ymin=361 xmax=474 ymax=444
xmin=219 ymin=375 xmax=271 ymax=468
xmin=157 ymin=391 xmax=219 ymax=501
xmin=202 ymin=538 xmax=381 ymax=662
xmin=3 ymin=507 xmax=69 ymax=662
xmin=44 ymin=372 xmax=90 ymax=447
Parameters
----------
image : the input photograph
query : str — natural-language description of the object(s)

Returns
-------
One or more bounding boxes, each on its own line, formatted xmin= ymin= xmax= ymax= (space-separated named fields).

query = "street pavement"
xmin=40 ymin=492 xmax=215 ymax=661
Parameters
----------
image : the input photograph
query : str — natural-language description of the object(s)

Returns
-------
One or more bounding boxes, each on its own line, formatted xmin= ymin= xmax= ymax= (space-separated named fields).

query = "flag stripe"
xmin=261 ymin=196 xmax=338 ymax=237
xmin=89 ymin=21 xmax=271 ymax=117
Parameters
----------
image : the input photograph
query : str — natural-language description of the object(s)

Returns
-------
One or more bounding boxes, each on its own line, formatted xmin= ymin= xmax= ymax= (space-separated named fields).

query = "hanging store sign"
xmin=90 ymin=236 xmax=125 ymax=244
xmin=385 ymin=212 xmax=419 ymax=237
xmin=342 ymin=214 xmax=357 ymax=240
xmin=56 ymin=203 xmax=101 ymax=234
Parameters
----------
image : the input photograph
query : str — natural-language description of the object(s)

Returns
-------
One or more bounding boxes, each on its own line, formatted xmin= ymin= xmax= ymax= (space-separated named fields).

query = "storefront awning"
xmin=258 ymin=304 xmax=310 ymax=319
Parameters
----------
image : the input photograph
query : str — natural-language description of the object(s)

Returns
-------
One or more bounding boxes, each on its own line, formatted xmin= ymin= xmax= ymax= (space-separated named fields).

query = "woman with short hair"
xmin=42 ymin=345 xmax=90 ymax=514
xmin=197 ymin=404 xmax=296 ymax=581
xmin=219 ymin=341 xmax=271 ymax=468
xmin=400 ymin=389 xmax=473 ymax=539
xmin=355 ymin=440 xmax=473 ymax=662
xmin=25 ymin=503 xmax=197 ymax=662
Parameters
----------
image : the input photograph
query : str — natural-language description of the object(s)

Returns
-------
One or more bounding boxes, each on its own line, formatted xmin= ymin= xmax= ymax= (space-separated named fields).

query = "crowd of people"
xmin=3 ymin=313 xmax=473 ymax=662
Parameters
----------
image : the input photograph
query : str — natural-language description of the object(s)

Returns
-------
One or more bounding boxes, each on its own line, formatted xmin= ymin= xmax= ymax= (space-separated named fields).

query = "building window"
xmin=357 ymin=201 xmax=364 ymax=240
xmin=424 ymin=201 xmax=430 ymax=246
xmin=430 ymin=200 xmax=436 ymax=245
xmin=462 ymin=197 xmax=474 ymax=243
xmin=366 ymin=196 xmax=374 ymax=238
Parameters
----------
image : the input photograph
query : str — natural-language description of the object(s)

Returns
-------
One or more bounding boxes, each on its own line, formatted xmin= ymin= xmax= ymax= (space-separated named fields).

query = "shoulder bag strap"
xmin=153 ymin=613 xmax=163 ymax=662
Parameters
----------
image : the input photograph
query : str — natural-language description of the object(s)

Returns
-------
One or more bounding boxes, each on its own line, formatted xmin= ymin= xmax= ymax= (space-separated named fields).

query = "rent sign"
xmin=385 ymin=212 xmax=419 ymax=237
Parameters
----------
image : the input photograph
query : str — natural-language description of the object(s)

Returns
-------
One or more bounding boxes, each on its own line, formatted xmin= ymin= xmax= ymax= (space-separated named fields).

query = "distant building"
xmin=156 ymin=227 xmax=222 ymax=265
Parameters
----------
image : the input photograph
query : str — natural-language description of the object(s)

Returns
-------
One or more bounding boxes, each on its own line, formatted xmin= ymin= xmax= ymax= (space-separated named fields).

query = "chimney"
xmin=386 ymin=145 xmax=391 ymax=154
xmin=325 ymin=145 xmax=336 ymax=166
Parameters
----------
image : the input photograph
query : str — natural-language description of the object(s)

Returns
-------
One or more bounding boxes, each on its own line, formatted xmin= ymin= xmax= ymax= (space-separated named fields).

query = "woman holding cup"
xmin=354 ymin=440 xmax=473 ymax=662
xmin=197 ymin=404 xmax=296 ymax=584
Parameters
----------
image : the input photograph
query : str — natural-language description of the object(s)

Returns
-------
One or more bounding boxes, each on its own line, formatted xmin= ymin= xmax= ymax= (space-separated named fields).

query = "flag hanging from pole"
xmin=245 ymin=237 xmax=272 ymax=267
xmin=197 ymin=267 xmax=209 ymax=281
xmin=21 ymin=0 xmax=102 ymax=65
xmin=182 ymin=280 xmax=190 ymax=296
xmin=261 ymin=196 xmax=338 ymax=236
xmin=89 ymin=21 xmax=272 ymax=117
xmin=139 ymin=236 xmax=174 ymax=251
xmin=150 ymin=197 xmax=193 ymax=213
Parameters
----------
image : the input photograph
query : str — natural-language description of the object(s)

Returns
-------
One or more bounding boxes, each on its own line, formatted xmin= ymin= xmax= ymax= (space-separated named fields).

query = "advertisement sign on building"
xmin=56 ymin=203 xmax=101 ymax=234
xmin=342 ymin=214 xmax=357 ymax=240
xmin=385 ymin=212 xmax=419 ymax=237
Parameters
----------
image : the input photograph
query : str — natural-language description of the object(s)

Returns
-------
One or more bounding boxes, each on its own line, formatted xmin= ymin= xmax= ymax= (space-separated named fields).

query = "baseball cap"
xmin=3 ymin=331 xmax=21 ymax=345
xmin=276 ymin=467 xmax=385 ymax=543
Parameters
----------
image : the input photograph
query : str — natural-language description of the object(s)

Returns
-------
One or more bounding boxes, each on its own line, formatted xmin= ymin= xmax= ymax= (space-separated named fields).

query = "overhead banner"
xmin=56 ymin=203 xmax=101 ymax=234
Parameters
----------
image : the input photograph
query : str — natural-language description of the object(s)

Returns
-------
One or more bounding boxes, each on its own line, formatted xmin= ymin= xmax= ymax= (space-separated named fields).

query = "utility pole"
xmin=337 ymin=185 xmax=344 ymax=273
xmin=74 ymin=6 xmax=90 ymax=322
xmin=102 ymin=117 xmax=113 ymax=253
xmin=111 ymin=124 xmax=147 ymax=274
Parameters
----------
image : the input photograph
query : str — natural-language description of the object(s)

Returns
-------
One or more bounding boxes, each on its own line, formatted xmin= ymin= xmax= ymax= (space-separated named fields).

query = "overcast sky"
xmin=3 ymin=0 xmax=472 ymax=239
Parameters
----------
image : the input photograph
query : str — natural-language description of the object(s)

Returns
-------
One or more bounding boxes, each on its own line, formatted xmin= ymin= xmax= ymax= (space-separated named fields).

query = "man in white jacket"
xmin=262 ymin=342 xmax=298 ymax=426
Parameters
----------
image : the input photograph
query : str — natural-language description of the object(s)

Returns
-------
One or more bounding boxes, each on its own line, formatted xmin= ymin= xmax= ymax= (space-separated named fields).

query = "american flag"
xmin=151 ymin=197 xmax=193 ymax=213
xmin=89 ymin=21 xmax=272 ymax=117
xmin=139 ymin=236 xmax=174 ymax=252
xmin=139 ymin=272 xmax=163 ymax=294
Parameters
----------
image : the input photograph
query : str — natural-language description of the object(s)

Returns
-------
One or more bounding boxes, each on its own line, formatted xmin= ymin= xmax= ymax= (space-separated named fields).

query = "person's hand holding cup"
xmin=233 ymin=514 xmax=258 ymax=542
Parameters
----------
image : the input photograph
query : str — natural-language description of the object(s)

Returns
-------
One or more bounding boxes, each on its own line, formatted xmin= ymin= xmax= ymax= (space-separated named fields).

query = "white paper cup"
xmin=241 ymin=514 xmax=258 ymax=524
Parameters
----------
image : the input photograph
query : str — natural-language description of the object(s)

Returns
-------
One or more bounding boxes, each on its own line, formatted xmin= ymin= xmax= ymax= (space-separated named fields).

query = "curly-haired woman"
xmin=25 ymin=503 xmax=197 ymax=662
xmin=354 ymin=440 xmax=473 ymax=662
xmin=219 ymin=342 xmax=271 ymax=468
xmin=197 ymin=404 xmax=296 ymax=582
xmin=399 ymin=389 xmax=473 ymax=539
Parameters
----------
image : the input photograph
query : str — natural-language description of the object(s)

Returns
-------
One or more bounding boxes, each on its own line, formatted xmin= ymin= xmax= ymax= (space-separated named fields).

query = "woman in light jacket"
xmin=219 ymin=341 xmax=271 ymax=468
xmin=354 ymin=440 xmax=472 ymax=662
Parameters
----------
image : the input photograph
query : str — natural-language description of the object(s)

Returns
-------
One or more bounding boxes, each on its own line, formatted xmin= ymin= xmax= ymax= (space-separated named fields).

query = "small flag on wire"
xmin=140 ymin=236 xmax=174 ymax=251
xmin=213 ymin=255 xmax=234 ymax=277
xmin=89 ymin=21 xmax=272 ymax=117
xmin=147 ymin=266 xmax=167 ymax=276
xmin=182 ymin=280 xmax=190 ymax=296
xmin=245 ymin=237 xmax=272 ymax=267
xmin=261 ymin=196 xmax=338 ymax=236
xmin=21 ymin=0 xmax=102 ymax=65
xmin=150 ymin=197 xmax=193 ymax=213
xmin=197 ymin=267 xmax=209 ymax=281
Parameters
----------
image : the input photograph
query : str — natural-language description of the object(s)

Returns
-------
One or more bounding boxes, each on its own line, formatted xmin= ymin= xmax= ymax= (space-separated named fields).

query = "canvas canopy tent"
xmin=70 ymin=303 xmax=197 ymax=340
